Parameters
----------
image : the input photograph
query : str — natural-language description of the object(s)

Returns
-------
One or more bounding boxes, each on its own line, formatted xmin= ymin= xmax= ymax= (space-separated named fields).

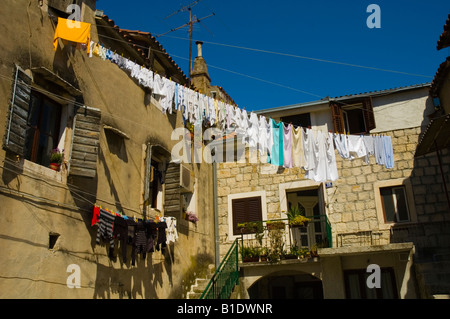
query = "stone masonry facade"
xmin=216 ymin=126 xmax=450 ymax=259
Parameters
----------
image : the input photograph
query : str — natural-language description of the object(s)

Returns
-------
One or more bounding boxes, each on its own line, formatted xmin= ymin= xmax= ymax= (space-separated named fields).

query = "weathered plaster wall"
xmin=0 ymin=0 xmax=215 ymax=298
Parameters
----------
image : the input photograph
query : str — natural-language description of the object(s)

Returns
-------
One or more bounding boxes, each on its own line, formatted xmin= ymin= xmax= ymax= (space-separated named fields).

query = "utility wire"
xmin=159 ymin=34 xmax=433 ymax=79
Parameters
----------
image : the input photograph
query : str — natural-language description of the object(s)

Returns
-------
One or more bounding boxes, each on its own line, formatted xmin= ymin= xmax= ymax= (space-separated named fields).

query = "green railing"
xmin=200 ymin=239 xmax=239 ymax=299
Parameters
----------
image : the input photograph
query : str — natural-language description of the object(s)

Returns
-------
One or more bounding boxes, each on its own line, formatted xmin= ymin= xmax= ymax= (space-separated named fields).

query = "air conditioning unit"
xmin=180 ymin=164 xmax=194 ymax=193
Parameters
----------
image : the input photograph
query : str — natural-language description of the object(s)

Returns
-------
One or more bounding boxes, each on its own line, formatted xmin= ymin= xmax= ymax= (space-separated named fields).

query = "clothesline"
xmin=87 ymin=39 xmax=396 ymax=182
xmin=92 ymin=204 xmax=178 ymax=265
xmin=53 ymin=19 xmax=395 ymax=183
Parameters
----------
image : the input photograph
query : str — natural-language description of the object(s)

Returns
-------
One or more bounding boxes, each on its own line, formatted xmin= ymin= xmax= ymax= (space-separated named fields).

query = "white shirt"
xmin=326 ymin=132 xmax=339 ymax=181
xmin=257 ymin=115 xmax=269 ymax=155
xmin=165 ymin=217 xmax=178 ymax=244
xmin=348 ymin=135 xmax=367 ymax=159
xmin=153 ymin=73 xmax=165 ymax=96
xmin=333 ymin=133 xmax=350 ymax=159
xmin=247 ymin=112 xmax=259 ymax=150
xmin=303 ymin=128 xmax=316 ymax=171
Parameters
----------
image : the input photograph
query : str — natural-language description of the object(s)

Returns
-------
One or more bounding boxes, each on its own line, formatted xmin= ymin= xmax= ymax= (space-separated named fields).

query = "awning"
xmin=415 ymin=113 xmax=450 ymax=157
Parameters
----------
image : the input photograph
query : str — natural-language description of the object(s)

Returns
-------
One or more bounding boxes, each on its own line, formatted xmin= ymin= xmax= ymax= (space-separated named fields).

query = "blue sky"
xmin=97 ymin=0 xmax=450 ymax=111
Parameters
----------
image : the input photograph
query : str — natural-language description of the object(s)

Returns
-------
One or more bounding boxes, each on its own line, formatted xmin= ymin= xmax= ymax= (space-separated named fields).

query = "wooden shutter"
xmin=48 ymin=0 xmax=81 ymax=12
xmin=232 ymin=196 xmax=262 ymax=235
xmin=330 ymin=102 xmax=345 ymax=134
xmin=4 ymin=65 xmax=32 ymax=156
xmin=143 ymin=144 xmax=153 ymax=203
xmin=164 ymin=162 xmax=181 ymax=217
xmin=69 ymin=106 xmax=101 ymax=178
xmin=362 ymin=97 xmax=376 ymax=132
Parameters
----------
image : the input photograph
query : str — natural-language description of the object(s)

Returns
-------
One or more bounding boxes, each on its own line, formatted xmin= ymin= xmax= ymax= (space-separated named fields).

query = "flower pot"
xmin=266 ymin=222 xmax=285 ymax=231
xmin=49 ymin=163 xmax=61 ymax=171
xmin=243 ymin=256 xmax=259 ymax=263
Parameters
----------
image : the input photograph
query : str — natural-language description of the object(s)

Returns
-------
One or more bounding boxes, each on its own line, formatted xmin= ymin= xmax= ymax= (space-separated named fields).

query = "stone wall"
xmin=216 ymin=126 xmax=450 ymax=259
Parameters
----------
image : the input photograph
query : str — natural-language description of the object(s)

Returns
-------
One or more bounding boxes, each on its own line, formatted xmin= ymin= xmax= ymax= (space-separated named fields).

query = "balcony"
xmin=237 ymin=215 xmax=331 ymax=264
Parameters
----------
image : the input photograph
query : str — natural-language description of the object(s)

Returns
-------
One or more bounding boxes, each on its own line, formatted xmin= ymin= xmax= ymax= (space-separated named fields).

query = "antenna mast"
xmin=157 ymin=0 xmax=215 ymax=85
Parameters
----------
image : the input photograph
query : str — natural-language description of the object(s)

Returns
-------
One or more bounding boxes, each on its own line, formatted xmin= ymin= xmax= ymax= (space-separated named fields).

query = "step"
xmin=433 ymin=294 xmax=450 ymax=299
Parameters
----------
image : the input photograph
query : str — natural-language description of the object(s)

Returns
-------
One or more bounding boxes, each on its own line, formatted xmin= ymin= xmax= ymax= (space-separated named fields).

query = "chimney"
xmin=196 ymin=41 xmax=203 ymax=57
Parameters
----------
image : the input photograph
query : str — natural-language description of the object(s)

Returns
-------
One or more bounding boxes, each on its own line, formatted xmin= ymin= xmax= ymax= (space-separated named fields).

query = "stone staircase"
xmin=186 ymin=264 xmax=215 ymax=299
xmin=186 ymin=263 xmax=241 ymax=299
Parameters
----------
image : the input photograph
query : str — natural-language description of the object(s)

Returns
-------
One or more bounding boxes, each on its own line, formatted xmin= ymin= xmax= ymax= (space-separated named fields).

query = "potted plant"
xmin=266 ymin=220 xmax=285 ymax=231
xmin=287 ymin=206 xmax=310 ymax=228
xmin=260 ymin=247 xmax=268 ymax=262
xmin=49 ymin=148 xmax=64 ymax=171
xmin=237 ymin=221 xmax=263 ymax=235
xmin=184 ymin=211 xmax=199 ymax=224
xmin=310 ymin=243 xmax=319 ymax=258
xmin=298 ymin=248 xmax=310 ymax=260
xmin=241 ymin=246 xmax=260 ymax=263
xmin=267 ymin=224 xmax=285 ymax=263
xmin=283 ymin=246 xmax=299 ymax=260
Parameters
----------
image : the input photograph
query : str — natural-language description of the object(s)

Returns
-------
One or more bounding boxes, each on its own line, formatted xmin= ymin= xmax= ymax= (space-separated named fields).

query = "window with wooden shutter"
xmin=68 ymin=106 xmax=101 ymax=178
xmin=231 ymin=196 xmax=263 ymax=235
xmin=164 ymin=161 xmax=182 ymax=217
xmin=4 ymin=65 xmax=32 ymax=156
xmin=362 ymin=97 xmax=376 ymax=132
xmin=330 ymin=102 xmax=345 ymax=134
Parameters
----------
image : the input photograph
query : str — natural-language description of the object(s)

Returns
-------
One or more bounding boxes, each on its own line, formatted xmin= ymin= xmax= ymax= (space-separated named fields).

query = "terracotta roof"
xmin=437 ymin=13 xmax=450 ymax=50
xmin=99 ymin=14 xmax=188 ymax=83
xmin=430 ymin=56 xmax=450 ymax=96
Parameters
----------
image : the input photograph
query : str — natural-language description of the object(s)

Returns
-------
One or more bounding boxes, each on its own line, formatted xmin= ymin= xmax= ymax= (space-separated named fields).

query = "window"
xmin=281 ymin=113 xmax=311 ymax=128
xmin=231 ymin=196 xmax=263 ymax=236
xmin=344 ymin=268 xmax=398 ymax=299
xmin=330 ymin=98 xmax=375 ymax=134
xmin=24 ymin=91 xmax=62 ymax=167
xmin=380 ymin=186 xmax=410 ymax=223
xmin=143 ymin=144 xmax=171 ymax=213
xmin=4 ymin=65 xmax=101 ymax=178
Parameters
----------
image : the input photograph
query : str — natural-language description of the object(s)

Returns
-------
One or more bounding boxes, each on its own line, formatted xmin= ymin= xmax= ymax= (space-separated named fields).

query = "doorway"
xmin=286 ymin=187 xmax=327 ymax=249
xmin=248 ymin=272 xmax=324 ymax=299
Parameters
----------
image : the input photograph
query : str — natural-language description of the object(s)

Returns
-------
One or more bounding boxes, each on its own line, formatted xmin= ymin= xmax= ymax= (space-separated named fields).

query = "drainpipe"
xmin=213 ymin=161 xmax=220 ymax=268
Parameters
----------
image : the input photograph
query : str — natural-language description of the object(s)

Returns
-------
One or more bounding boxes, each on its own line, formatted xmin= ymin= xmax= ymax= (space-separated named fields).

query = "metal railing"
xmin=200 ymin=239 xmax=239 ymax=299
xmin=238 ymin=215 xmax=332 ymax=262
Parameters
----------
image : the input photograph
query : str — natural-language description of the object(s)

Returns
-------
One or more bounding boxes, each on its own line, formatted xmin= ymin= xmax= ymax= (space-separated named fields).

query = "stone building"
xmin=215 ymin=81 xmax=450 ymax=298
xmin=0 ymin=0 xmax=217 ymax=298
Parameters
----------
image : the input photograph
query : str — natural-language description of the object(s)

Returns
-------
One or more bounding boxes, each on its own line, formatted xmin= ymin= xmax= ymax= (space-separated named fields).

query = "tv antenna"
xmin=156 ymin=0 xmax=215 ymax=85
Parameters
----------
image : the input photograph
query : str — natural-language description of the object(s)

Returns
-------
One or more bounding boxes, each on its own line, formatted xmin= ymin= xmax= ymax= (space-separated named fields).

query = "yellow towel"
xmin=292 ymin=126 xmax=306 ymax=168
xmin=53 ymin=17 xmax=91 ymax=54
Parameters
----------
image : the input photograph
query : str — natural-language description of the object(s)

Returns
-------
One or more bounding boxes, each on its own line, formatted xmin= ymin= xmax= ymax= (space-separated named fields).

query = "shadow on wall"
xmin=92 ymin=243 xmax=174 ymax=299
xmin=391 ymin=94 xmax=450 ymax=261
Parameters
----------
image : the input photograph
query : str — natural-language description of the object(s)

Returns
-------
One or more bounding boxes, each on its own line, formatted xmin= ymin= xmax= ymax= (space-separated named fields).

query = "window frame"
xmin=227 ymin=191 xmax=267 ymax=241
xmin=330 ymin=97 xmax=376 ymax=134
xmin=344 ymin=267 xmax=398 ymax=299
xmin=380 ymin=186 xmax=411 ymax=223
xmin=374 ymin=178 xmax=417 ymax=229
xmin=24 ymin=90 xmax=62 ymax=166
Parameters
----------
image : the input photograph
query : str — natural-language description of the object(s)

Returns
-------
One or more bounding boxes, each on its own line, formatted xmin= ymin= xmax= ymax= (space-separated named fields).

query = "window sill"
xmin=21 ymin=159 xmax=67 ymax=184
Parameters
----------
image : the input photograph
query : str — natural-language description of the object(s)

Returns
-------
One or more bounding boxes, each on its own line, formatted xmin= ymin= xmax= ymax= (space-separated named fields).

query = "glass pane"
xmin=347 ymin=274 xmax=361 ymax=299
xmin=364 ymin=272 xmax=378 ymax=299
xmin=380 ymin=188 xmax=395 ymax=222
xmin=41 ymin=99 xmax=59 ymax=136
xmin=393 ymin=188 xmax=409 ymax=222
xmin=300 ymin=235 xmax=308 ymax=247
xmin=381 ymin=271 xmax=395 ymax=299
